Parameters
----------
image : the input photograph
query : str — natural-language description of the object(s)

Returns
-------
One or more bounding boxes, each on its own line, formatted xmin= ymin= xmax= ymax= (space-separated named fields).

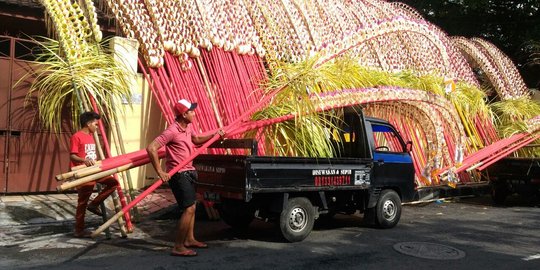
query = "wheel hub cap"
xmin=289 ymin=207 xmax=307 ymax=232
xmin=382 ymin=200 xmax=396 ymax=219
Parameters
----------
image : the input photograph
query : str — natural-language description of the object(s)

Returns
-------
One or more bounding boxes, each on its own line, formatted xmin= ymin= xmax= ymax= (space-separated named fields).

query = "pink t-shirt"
xmin=154 ymin=122 xmax=197 ymax=172
xmin=70 ymin=131 xmax=97 ymax=168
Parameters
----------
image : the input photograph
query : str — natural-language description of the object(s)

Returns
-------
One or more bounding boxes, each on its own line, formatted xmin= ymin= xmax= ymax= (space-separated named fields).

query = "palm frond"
xmin=22 ymin=37 xmax=133 ymax=133
xmin=490 ymin=97 xmax=540 ymax=143
xmin=255 ymin=54 xmax=490 ymax=157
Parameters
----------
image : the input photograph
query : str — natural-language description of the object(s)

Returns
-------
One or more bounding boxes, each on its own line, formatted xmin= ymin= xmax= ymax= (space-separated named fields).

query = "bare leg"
xmin=184 ymin=203 xmax=205 ymax=247
xmin=172 ymin=204 xmax=196 ymax=253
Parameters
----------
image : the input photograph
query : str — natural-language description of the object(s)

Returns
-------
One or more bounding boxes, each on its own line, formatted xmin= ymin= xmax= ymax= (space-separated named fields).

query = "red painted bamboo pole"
xmin=476 ymin=133 xmax=540 ymax=171
xmin=92 ymin=132 xmax=223 ymax=237
xmin=438 ymin=133 xmax=527 ymax=175
xmin=59 ymin=156 xmax=153 ymax=191
xmin=458 ymin=134 xmax=524 ymax=164
xmin=56 ymin=148 xmax=165 ymax=184
xmin=139 ymin=59 xmax=174 ymax=124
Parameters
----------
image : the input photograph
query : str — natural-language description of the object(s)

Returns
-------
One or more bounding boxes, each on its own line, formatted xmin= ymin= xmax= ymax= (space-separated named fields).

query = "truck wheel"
xmin=279 ymin=197 xmax=315 ymax=242
xmin=371 ymin=189 xmax=401 ymax=229
xmin=217 ymin=200 xmax=254 ymax=230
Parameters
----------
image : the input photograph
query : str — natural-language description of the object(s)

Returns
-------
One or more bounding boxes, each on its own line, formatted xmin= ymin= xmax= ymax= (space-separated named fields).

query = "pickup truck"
xmin=194 ymin=108 xmax=416 ymax=242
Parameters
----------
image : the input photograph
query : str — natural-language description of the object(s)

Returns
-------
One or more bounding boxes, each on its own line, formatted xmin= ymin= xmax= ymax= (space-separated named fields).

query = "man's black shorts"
xmin=169 ymin=170 xmax=197 ymax=209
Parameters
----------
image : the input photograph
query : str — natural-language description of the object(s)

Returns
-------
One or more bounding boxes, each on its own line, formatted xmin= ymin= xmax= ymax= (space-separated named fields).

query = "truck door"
xmin=366 ymin=121 xmax=414 ymax=191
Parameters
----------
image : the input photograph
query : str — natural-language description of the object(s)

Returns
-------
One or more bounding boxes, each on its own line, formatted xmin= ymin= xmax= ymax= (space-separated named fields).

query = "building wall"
xmin=108 ymin=37 xmax=166 ymax=190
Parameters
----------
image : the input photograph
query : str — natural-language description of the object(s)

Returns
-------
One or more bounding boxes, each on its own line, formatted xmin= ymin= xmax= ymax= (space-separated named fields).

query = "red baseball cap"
xmin=174 ymin=99 xmax=198 ymax=115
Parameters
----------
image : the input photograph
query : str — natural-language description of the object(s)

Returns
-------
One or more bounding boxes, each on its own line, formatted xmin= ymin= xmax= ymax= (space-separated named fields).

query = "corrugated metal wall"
xmin=0 ymin=36 xmax=71 ymax=193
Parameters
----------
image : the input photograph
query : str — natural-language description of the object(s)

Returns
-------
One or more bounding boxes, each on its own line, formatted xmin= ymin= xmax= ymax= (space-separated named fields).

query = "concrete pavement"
xmin=1 ymin=194 xmax=539 ymax=270
xmin=0 ymin=187 xmax=177 ymax=231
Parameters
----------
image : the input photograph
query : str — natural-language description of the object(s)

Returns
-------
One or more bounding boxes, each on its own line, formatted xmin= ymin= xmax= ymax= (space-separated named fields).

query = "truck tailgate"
xmin=195 ymin=154 xmax=373 ymax=200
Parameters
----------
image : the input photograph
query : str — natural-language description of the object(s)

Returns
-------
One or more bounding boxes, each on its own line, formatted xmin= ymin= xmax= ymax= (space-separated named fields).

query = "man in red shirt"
xmin=70 ymin=111 xmax=118 ymax=238
xmin=147 ymin=99 xmax=223 ymax=257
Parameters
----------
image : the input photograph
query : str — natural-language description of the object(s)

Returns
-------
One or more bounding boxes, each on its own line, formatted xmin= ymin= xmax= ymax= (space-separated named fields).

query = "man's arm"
xmin=192 ymin=129 xmax=225 ymax=145
xmin=146 ymin=140 xmax=170 ymax=182
xmin=70 ymin=154 xmax=95 ymax=167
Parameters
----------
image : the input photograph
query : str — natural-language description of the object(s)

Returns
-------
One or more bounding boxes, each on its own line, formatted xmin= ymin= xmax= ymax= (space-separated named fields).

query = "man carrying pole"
xmin=70 ymin=111 xmax=119 ymax=238
xmin=146 ymin=99 xmax=224 ymax=257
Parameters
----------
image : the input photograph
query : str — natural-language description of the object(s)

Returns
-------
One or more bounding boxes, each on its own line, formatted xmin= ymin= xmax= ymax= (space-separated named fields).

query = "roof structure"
xmin=0 ymin=0 xmax=42 ymax=9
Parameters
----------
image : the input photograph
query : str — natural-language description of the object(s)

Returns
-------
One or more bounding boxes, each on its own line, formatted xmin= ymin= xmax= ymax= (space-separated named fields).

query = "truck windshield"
xmin=371 ymin=123 xmax=405 ymax=153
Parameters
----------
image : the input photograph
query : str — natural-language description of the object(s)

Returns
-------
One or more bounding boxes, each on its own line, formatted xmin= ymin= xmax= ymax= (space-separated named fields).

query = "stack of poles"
xmin=141 ymin=49 xmax=268 ymax=153
xmin=438 ymin=131 xmax=540 ymax=176
xmin=93 ymin=47 xmax=373 ymax=236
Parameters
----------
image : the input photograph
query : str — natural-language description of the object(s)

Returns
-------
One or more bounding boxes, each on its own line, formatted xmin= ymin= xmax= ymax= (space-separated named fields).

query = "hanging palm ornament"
xmin=28 ymin=0 xmax=132 ymax=132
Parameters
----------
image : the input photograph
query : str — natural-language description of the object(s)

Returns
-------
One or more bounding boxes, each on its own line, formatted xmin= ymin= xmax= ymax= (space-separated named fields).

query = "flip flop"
xmin=87 ymin=205 xmax=103 ymax=216
xmin=170 ymin=249 xmax=197 ymax=257
xmin=185 ymin=242 xmax=208 ymax=249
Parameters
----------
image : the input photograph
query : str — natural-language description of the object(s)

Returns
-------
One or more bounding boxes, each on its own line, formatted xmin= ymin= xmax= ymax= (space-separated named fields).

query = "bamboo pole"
xmin=56 ymin=148 xmax=165 ymax=182
xmin=69 ymin=161 xmax=101 ymax=172
xmin=476 ymin=133 xmax=540 ymax=171
xmin=58 ymin=157 xmax=152 ymax=191
xmin=110 ymin=110 xmax=140 ymax=221
xmin=196 ymin=57 xmax=224 ymax=129
xmin=56 ymin=164 xmax=102 ymax=181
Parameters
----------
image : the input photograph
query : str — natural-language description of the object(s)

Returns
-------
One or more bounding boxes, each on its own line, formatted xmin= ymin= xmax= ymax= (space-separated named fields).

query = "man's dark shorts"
xmin=169 ymin=170 xmax=197 ymax=209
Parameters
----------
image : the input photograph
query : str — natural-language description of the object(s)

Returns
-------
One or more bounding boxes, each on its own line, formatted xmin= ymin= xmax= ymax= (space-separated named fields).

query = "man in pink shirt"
xmin=70 ymin=111 xmax=118 ymax=238
xmin=146 ymin=99 xmax=223 ymax=257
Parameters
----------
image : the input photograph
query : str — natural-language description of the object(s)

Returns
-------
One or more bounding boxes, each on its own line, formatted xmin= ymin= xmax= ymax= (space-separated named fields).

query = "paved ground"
xmin=0 ymin=187 xmax=176 ymax=227
xmin=1 ymin=192 xmax=539 ymax=270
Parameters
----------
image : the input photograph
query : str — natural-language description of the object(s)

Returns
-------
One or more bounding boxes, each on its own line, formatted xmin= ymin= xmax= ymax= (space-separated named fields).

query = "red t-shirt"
xmin=154 ymin=122 xmax=196 ymax=172
xmin=70 ymin=131 xmax=97 ymax=168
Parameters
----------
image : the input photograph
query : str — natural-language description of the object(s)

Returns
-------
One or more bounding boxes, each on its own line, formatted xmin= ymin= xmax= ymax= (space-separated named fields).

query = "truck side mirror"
xmin=406 ymin=141 xmax=413 ymax=152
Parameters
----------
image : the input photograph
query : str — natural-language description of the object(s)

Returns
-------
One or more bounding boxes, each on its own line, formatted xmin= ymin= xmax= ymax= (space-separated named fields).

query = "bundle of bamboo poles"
xmin=438 ymin=129 xmax=540 ymax=182
xmin=56 ymin=148 xmax=166 ymax=191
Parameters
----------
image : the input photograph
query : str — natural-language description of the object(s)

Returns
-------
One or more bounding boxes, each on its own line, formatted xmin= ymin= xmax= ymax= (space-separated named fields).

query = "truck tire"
xmin=369 ymin=189 xmax=401 ymax=229
xmin=279 ymin=197 xmax=315 ymax=242
xmin=217 ymin=200 xmax=254 ymax=230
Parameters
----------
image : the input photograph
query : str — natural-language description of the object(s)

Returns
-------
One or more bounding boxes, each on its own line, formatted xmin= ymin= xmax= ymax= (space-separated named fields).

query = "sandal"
xmin=170 ymin=249 xmax=197 ymax=257
xmin=185 ymin=242 xmax=208 ymax=249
